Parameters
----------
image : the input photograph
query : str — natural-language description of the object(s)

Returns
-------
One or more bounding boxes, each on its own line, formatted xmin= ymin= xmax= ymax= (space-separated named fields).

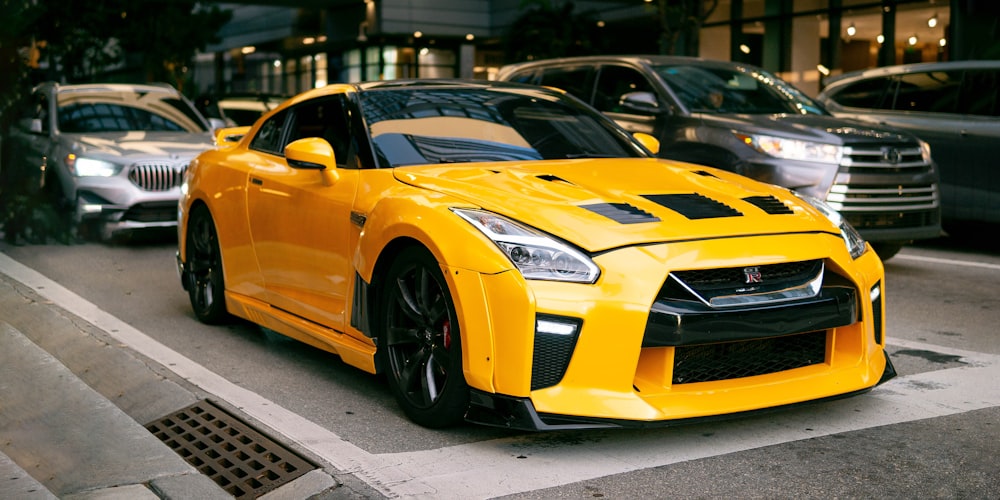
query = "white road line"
xmin=895 ymin=253 xmax=1000 ymax=271
xmin=3 ymin=252 xmax=999 ymax=499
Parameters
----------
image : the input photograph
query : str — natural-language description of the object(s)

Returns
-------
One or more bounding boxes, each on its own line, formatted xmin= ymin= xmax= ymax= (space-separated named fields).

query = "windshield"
xmin=57 ymin=90 xmax=209 ymax=133
xmin=653 ymin=64 xmax=828 ymax=115
xmin=359 ymin=87 xmax=646 ymax=167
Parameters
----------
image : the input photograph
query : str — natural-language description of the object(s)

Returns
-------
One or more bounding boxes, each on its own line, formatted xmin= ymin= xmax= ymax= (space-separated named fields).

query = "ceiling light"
xmin=846 ymin=23 xmax=856 ymax=37
xmin=876 ymin=34 xmax=885 ymax=44
xmin=928 ymin=14 xmax=938 ymax=28
xmin=908 ymin=34 xmax=918 ymax=46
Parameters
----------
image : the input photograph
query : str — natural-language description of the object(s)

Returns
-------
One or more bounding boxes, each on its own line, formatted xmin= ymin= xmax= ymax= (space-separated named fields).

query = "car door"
xmin=7 ymin=89 xmax=56 ymax=194
xmin=245 ymin=94 xmax=359 ymax=331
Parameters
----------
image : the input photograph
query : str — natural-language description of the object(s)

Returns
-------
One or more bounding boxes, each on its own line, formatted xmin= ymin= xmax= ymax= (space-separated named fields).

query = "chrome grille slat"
xmin=840 ymin=145 xmax=927 ymax=169
xmin=128 ymin=162 xmax=186 ymax=191
xmin=827 ymin=183 xmax=939 ymax=211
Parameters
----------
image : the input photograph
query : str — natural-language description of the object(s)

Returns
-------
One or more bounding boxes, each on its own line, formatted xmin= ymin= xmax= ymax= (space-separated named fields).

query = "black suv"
xmin=498 ymin=55 xmax=942 ymax=259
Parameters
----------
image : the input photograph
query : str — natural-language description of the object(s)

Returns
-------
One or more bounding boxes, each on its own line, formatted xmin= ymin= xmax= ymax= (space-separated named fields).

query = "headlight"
xmin=918 ymin=139 xmax=932 ymax=163
xmin=452 ymin=208 xmax=600 ymax=283
xmin=797 ymin=193 xmax=867 ymax=259
xmin=734 ymin=132 xmax=842 ymax=164
xmin=67 ymin=154 xmax=120 ymax=177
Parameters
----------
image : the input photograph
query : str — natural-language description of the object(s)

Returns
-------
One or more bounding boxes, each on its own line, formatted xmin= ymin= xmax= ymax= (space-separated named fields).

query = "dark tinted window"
xmin=653 ymin=64 xmax=826 ymax=115
xmin=593 ymin=65 xmax=656 ymax=113
xmin=537 ymin=65 xmax=595 ymax=104
xmin=249 ymin=109 xmax=289 ymax=155
xmin=958 ymin=69 xmax=1000 ymax=116
xmin=286 ymin=96 xmax=352 ymax=165
xmin=504 ymin=69 xmax=538 ymax=85
xmin=893 ymin=71 xmax=960 ymax=113
xmin=59 ymin=103 xmax=187 ymax=133
xmin=829 ymin=76 xmax=894 ymax=109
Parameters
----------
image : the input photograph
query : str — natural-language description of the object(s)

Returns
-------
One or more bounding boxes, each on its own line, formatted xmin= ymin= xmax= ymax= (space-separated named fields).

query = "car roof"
xmin=497 ymin=55 xmax=764 ymax=79
xmin=39 ymin=81 xmax=183 ymax=95
xmin=823 ymin=60 xmax=1000 ymax=88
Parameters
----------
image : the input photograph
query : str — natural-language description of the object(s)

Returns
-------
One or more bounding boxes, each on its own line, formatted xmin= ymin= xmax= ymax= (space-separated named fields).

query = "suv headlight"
xmin=67 ymin=154 xmax=121 ymax=177
xmin=734 ymin=132 xmax=843 ymax=164
xmin=918 ymin=139 xmax=932 ymax=163
xmin=452 ymin=208 xmax=600 ymax=283
xmin=797 ymin=193 xmax=867 ymax=259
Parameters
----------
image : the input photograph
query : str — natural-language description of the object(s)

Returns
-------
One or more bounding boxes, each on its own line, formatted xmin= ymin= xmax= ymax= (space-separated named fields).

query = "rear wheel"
xmin=185 ymin=206 xmax=230 ymax=324
xmin=378 ymin=247 xmax=468 ymax=428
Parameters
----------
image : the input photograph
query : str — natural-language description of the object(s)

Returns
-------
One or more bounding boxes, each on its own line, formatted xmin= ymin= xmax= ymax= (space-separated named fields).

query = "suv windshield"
xmin=57 ymin=91 xmax=209 ymax=133
xmin=361 ymin=87 xmax=644 ymax=167
xmin=653 ymin=64 xmax=828 ymax=115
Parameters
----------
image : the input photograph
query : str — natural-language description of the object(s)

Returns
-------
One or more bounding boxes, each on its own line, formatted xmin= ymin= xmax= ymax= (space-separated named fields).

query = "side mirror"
xmin=214 ymin=126 xmax=251 ymax=145
xmin=285 ymin=137 xmax=337 ymax=170
xmin=619 ymin=91 xmax=663 ymax=115
xmin=207 ymin=117 xmax=228 ymax=131
xmin=19 ymin=118 xmax=43 ymax=134
xmin=633 ymin=132 xmax=660 ymax=155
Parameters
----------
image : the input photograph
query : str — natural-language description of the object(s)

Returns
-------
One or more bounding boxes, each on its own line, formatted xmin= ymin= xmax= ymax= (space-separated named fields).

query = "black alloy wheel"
xmin=186 ymin=206 xmax=230 ymax=324
xmin=379 ymin=247 xmax=468 ymax=428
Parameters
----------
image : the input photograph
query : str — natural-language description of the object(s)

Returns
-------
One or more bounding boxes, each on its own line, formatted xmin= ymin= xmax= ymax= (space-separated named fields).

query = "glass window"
xmin=958 ymin=69 xmax=999 ymax=116
xmin=537 ymin=65 xmax=595 ymax=104
xmin=893 ymin=71 xmax=960 ymax=113
xmin=830 ymin=76 xmax=895 ymax=109
xmin=653 ymin=64 xmax=826 ymax=115
xmin=593 ymin=65 xmax=656 ymax=113
xmin=286 ymin=96 xmax=352 ymax=165
xmin=249 ymin=109 xmax=289 ymax=155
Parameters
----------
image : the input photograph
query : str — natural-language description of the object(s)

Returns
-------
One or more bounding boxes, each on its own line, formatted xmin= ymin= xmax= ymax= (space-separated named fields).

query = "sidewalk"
xmin=0 ymin=266 xmax=348 ymax=499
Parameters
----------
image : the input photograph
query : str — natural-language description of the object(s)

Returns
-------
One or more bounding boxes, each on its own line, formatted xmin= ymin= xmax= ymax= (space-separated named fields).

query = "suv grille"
xmin=128 ymin=162 xmax=186 ymax=191
xmin=830 ymin=143 xmax=938 ymax=216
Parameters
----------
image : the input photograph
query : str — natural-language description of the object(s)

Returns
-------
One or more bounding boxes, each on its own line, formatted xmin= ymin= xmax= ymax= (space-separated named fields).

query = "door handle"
xmin=251 ymin=177 xmax=263 ymax=186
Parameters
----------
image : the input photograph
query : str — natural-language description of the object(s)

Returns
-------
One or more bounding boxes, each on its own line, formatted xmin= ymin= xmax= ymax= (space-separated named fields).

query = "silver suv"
xmin=817 ymin=60 xmax=1000 ymax=233
xmin=498 ymin=55 xmax=943 ymax=259
xmin=7 ymin=82 xmax=220 ymax=241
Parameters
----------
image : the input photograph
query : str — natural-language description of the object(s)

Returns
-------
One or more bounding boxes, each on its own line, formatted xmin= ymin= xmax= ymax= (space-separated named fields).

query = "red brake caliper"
xmin=442 ymin=320 xmax=452 ymax=350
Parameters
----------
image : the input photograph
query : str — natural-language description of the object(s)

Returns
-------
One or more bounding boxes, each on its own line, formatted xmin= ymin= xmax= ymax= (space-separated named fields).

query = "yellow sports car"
xmin=177 ymin=80 xmax=895 ymax=430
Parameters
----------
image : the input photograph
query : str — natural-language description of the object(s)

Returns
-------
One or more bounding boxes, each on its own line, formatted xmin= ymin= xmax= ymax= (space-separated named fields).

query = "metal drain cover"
xmin=146 ymin=400 xmax=315 ymax=498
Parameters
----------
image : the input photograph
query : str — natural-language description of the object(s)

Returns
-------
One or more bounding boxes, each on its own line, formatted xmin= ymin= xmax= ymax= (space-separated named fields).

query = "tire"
xmin=378 ymin=246 xmax=469 ymax=428
xmin=871 ymin=242 xmax=904 ymax=261
xmin=185 ymin=206 xmax=230 ymax=324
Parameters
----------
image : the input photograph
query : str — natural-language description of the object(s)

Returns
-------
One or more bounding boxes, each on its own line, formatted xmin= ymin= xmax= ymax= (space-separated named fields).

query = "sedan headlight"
xmin=452 ymin=208 xmax=600 ymax=283
xmin=734 ymin=132 xmax=842 ymax=164
xmin=797 ymin=193 xmax=867 ymax=259
xmin=67 ymin=154 xmax=121 ymax=177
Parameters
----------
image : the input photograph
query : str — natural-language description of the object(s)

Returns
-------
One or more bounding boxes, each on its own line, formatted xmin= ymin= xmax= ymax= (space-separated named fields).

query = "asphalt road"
xmin=1 ymin=232 xmax=998 ymax=498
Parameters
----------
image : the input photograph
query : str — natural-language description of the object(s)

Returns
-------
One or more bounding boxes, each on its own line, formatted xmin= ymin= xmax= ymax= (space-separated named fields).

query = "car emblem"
xmin=881 ymin=147 xmax=902 ymax=164
xmin=743 ymin=266 xmax=762 ymax=284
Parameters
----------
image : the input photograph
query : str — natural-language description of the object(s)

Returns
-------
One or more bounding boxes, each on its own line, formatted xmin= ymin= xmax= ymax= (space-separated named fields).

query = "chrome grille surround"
xmin=828 ymin=143 xmax=939 ymax=215
xmin=128 ymin=161 xmax=187 ymax=191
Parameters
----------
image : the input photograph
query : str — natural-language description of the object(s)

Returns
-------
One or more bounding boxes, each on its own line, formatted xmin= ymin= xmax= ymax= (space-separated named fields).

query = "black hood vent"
xmin=581 ymin=202 xmax=660 ymax=224
xmin=642 ymin=193 xmax=741 ymax=219
xmin=743 ymin=195 xmax=795 ymax=215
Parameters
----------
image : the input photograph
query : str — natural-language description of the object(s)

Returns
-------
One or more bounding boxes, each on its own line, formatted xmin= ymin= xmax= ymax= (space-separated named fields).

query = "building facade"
xmin=194 ymin=0 xmax=996 ymax=99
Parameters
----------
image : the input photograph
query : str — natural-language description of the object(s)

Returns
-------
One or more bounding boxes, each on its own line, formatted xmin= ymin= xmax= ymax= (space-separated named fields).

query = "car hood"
xmin=394 ymin=158 xmax=837 ymax=253
xmin=702 ymin=113 xmax=915 ymax=145
xmin=63 ymin=131 xmax=216 ymax=162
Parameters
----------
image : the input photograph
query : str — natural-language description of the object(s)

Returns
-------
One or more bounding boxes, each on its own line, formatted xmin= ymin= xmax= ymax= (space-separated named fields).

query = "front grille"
xmin=841 ymin=143 xmax=927 ymax=172
xmin=826 ymin=183 xmax=939 ymax=213
xmin=668 ymin=260 xmax=822 ymax=298
xmin=146 ymin=400 xmax=315 ymax=498
xmin=672 ymin=330 xmax=827 ymax=384
xmin=128 ymin=162 xmax=186 ymax=191
xmin=844 ymin=209 xmax=940 ymax=230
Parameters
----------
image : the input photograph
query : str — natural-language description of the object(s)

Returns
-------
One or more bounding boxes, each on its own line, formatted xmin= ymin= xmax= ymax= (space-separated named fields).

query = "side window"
xmin=893 ymin=71 xmax=960 ymax=113
xmin=537 ymin=65 xmax=595 ymax=104
xmin=829 ymin=76 xmax=894 ymax=109
xmin=958 ymin=69 xmax=999 ymax=116
xmin=286 ymin=96 xmax=352 ymax=166
xmin=249 ymin=109 xmax=289 ymax=155
xmin=593 ymin=65 xmax=656 ymax=113
xmin=505 ymin=69 xmax=538 ymax=85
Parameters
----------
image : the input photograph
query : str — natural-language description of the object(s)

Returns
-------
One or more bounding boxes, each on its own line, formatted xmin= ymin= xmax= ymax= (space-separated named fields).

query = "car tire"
xmin=185 ymin=206 xmax=230 ymax=324
xmin=378 ymin=246 xmax=469 ymax=428
xmin=871 ymin=242 xmax=904 ymax=261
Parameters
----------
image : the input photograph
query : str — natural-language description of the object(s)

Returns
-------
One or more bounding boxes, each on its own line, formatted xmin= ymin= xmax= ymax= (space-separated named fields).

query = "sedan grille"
xmin=128 ymin=162 xmax=186 ymax=191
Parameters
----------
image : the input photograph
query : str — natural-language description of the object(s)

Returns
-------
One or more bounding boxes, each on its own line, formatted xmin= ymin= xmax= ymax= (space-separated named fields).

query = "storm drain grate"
xmin=146 ymin=400 xmax=315 ymax=498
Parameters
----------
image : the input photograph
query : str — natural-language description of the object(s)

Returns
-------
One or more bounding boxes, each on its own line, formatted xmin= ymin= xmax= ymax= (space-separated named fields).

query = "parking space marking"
xmin=895 ymin=253 xmax=1000 ymax=271
xmin=4 ymin=252 xmax=999 ymax=499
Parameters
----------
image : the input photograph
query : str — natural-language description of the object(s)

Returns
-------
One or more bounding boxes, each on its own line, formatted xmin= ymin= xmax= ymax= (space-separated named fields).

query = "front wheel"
xmin=378 ymin=247 xmax=468 ymax=428
xmin=185 ymin=206 xmax=230 ymax=324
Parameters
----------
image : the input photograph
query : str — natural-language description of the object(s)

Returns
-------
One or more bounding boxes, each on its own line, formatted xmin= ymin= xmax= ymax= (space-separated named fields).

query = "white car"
xmin=7 ymin=82 xmax=223 ymax=241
